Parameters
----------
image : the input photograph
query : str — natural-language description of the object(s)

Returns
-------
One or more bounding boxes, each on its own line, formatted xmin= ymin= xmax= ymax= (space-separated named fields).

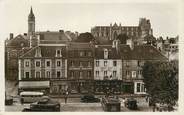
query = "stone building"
xmin=5 ymin=34 xmax=30 ymax=80
xmin=91 ymin=18 xmax=153 ymax=43
xmin=94 ymin=40 xmax=122 ymax=94
xmin=120 ymin=40 xmax=168 ymax=95
xmin=67 ymin=42 xmax=95 ymax=94
xmin=18 ymin=46 xmax=67 ymax=94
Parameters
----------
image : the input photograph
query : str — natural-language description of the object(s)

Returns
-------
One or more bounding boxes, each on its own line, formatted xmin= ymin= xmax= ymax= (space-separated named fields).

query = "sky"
xmin=0 ymin=0 xmax=182 ymax=41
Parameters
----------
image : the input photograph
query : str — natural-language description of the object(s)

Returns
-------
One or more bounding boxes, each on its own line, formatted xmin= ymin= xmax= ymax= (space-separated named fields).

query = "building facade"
xmin=67 ymin=42 xmax=95 ymax=94
xmin=94 ymin=40 xmax=122 ymax=94
xmin=18 ymin=46 xmax=67 ymax=94
xmin=120 ymin=43 xmax=168 ymax=95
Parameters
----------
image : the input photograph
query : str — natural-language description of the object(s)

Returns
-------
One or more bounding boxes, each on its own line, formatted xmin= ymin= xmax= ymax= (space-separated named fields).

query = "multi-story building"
xmin=67 ymin=42 xmax=95 ymax=94
xmin=18 ymin=46 xmax=67 ymax=94
xmin=5 ymin=34 xmax=30 ymax=80
xmin=94 ymin=40 xmax=122 ymax=94
xmin=91 ymin=18 xmax=153 ymax=42
xmin=120 ymin=40 xmax=168 ymax=95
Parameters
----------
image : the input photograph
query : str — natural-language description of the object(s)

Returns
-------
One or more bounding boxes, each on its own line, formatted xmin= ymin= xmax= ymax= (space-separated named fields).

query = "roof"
xmin=20 ymin=46 xmax=67 ymax=58
xmin=6 ymin=34 xmax=29 ymax=48
xmin=67 ymin=42 xmax=94 ymax=49
xmin=95 ymin=45 xmax=121 ymax=59
xmin=119 ymin=45 xmax=168 ymax=60
xmin=37 ymin=31 xmax=71 ymax=44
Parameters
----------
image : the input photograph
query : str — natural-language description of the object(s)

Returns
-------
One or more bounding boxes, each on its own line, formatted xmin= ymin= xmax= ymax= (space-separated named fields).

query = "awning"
xmin=19 ymin=81 xmax=50 ymax=89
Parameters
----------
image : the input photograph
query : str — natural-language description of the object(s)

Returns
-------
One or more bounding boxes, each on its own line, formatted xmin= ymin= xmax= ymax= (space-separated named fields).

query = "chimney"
xmin=24 ymin=33 xmax=27 ymax=36
xmin=9 ymin=33 xmax=13 ymax=40
xmin=59 ymin=30 xmax=64 ymax=33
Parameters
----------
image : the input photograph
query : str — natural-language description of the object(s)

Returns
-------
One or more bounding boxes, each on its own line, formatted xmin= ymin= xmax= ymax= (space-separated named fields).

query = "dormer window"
xmin=56 ymin=49 xmax=62 ymax=57
xmin=35 ymin=47 xmax=42 ymax=57
xmin=104 ymin=49 xmax=108 ymax=59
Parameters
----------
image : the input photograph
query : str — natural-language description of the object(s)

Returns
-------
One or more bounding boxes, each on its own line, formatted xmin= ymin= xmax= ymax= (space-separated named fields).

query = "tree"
xmin=75 ymin=32 xmax=95 ymax=43
xmin=116 ymin=34 xmax=129 ymax=44
xmin=142 ymin=61 xmax=178 ymax=108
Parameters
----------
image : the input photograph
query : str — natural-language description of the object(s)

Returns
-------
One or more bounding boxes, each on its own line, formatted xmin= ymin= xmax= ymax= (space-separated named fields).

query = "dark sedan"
xmin=80 ymin=95 xmax=100 ymax=103
xmin=22 ymin=96 xmax=60 ymax=112
xmin=124 ymin=98 xmax=138 ymax=110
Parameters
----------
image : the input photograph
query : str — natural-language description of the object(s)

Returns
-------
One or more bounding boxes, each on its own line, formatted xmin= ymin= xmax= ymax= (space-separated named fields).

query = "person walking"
xmin=64 ymin=90 xmax=69 ymax=104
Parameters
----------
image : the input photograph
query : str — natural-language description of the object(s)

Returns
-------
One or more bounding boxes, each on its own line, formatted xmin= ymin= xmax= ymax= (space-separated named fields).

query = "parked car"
xmin=22 ymin=96 xmax=60 ymax=112
xmin=80 ymin=95 xmax=100 ymax=103
xmin=101 ymin=96 xmax=121 ymax=112
xmin=5 ymin=95 xmax=13 ymax=105
xmin=70 ymin=90 xmax=78 ymax=94
xmin=124 ymin=98 xmax=138 ymax=110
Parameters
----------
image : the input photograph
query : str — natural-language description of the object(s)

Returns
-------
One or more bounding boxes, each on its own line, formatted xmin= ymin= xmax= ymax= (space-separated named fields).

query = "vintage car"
xmin=101 ymin=96 xmax=121 ymax=112
xmin=22 ymin=96 xmax=60 ymax=112
xmin=124 ymin=98 xmax=138 ymax=110
xmin=80 ymin=95 xmax=100 ymax=103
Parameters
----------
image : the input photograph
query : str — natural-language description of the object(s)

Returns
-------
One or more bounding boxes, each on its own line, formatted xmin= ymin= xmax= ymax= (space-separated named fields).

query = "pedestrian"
xmin=64 ymin=90 xmax=68 ymax=104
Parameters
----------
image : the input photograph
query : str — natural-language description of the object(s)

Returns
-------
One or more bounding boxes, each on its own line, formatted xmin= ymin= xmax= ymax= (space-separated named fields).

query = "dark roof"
xmin=6 ymin=34 xmax=29 ymax=48
xmin=67 ymin=42 xmax=94 ymax=49
xmin=28 ymin=7 xmax=35 ymax=21
xmin=95 ymin=45 xmax=121 ymax=59
xmin=20 ymin=46 xmax=67 ymax=58
xmin=37 ymin=31 xmax=71 ymax=44
xmin=119 ymin=45 xmax=168 ymax=60
xmin=95 ymin=37 xmax=112 ymax=45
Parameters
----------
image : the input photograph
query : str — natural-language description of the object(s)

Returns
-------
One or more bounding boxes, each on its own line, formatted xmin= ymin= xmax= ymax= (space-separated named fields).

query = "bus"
xmin=20 ymin=91 xmax=44 ymax=103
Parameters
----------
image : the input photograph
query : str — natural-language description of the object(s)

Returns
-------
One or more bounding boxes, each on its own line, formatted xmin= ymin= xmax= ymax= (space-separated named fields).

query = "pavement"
xmin=5 ymin=96 xmax=153 ymax=112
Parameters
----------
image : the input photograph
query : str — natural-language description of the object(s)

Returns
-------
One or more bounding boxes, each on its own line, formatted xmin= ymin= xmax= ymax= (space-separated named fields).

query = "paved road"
xmin=5 ymin=97 xmax=152 ymax=112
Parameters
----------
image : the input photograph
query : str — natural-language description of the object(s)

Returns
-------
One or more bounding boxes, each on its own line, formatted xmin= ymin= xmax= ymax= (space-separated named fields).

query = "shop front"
xmin=68 ymin=80 xmax=94 ymax=94
xmin=50 ymin=80 xmax=68 ymax=95
xmin=94 ymin=80 xmax=121 ymax=95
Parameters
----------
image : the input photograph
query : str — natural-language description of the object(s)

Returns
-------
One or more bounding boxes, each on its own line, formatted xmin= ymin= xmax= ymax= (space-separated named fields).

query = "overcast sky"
xmin=0 ymin=0 xmax=182 ymax=40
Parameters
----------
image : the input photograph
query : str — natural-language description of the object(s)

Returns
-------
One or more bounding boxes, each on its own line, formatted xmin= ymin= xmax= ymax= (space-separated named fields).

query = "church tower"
xmin=28 ymin=7 xmax=35 ymax=37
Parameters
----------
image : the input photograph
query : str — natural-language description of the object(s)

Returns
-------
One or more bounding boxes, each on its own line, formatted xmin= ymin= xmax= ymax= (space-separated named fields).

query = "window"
xmin=79 ymin=71 xmax=83 ymax=79
xmin=96 ymin=71 xmax=99 ymax=77
xmin=88 ymin=52 xmax=92 ymax=56
xmin=104 ymin=61 xmax=107 ymax=66
xmin=46 ymin=61 xmax=51 ymax=67
xmin=125 ymin=61 xmax=129 ymax=67
xmin=113 ymin=61 xmax=117 ymax=66
xmin=137 ymin=61 xmax=141 ymax=67
xmin=87 ymin=71 xmax=91 ymax=77
xmin=56 ymin=61 xmax=61 ymax=67
xmin=36 ymin=71 xmax=41 ymax=78
xmin=137 ymin=83 xmax=141 ymax=92
xmin=79 ymin=51 xmax=84 ymax=57
xmin=25 ymin=61 xmax=29 ymax=67
xmin=88 ymin=62 xmax=91 ymax=67
xmin=71 ymin=71 xmax=74 ymax=78
xmin=126 ymin=70 xmax=130 ymax=76
xmin=113 ymin=71 xmax=117 ymax=77
xmin=46 ymin=71 xmax=50 ymax=78
xmin=132 ymin=71 xmax=136 ymax=78
xmin=35 ymin=61 xmax=41 ymax=67
xmin=104 ymin=49 xmax=108 ymax=59
xmin=104 ymin=71 xmax=107 ymax=76
xmin=71 ymin=61 xmax=74 ymax=67
xmin=56 ymin=49 xmax=62 ymax=57
xmin=57 ymin=71 xmax=61 ymax=78
xmin=25 ymin=72 xmax=29 ymax=78
xmin=96 ymin=61 xmax=99 ymax=67
xmin=138 ymin=70 xmax=142 ymax=75
xmin=79 ymin=62 xmax=83 ymax=67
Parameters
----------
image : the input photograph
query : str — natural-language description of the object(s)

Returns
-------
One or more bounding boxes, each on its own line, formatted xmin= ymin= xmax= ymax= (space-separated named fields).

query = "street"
xmin=5 ymin=96 xmax=152 ymax=112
